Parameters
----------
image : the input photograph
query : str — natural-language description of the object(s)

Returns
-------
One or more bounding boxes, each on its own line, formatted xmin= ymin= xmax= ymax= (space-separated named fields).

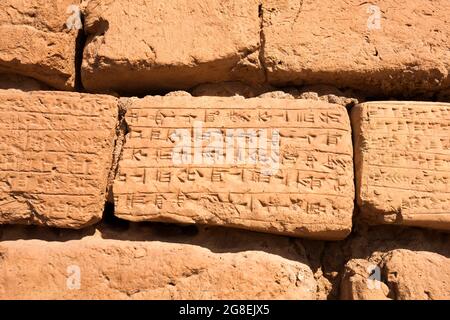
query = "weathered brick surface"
xmin=113 ymin=96 xmax=354 ymax=240
xmin=0 ymin=237 xmax=317 ymax=299
xmin=0 ymin=0 xmax=80 ymax=90
xmin=352 ymin=101 xmax=450 ymax=230
xmin=1 ymin=0 xmax=450 ymax=301
xmin=81 ymin=0 xmax=263 ymax=95
xmin=341 ymin=249 xmax=450 ymax=300
xmin=0 ymin=90 xmax=117 ymax=228
xmin=262 ymin=0 xmax=450 ymax=97
xmin=382 ymin=250 xmax=450 ymax=300
xmin=340 ymin=259 xmax=390 ymax=300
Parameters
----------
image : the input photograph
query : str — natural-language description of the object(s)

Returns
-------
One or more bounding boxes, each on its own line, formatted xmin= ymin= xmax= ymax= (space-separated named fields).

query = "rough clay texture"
xmin=0 ymin=226 xmax=317 ymax=300
xmin=192 ymin=82 xmax=363 ymax=107
xmin=0 ymin=223 xmax=449 ymax=300
xmin=262 ymin=0 xmax=450 ymax=97
xmin=113 ymin=96 xmax=354 ymax=240
xmin=340 ymin=259 xmax=391 ymax=300
xmin=341 ymin=249 xmax=450 ymax=300
xmin=1 ymin=0 xmax=450 ymax=301
xmin=326 ymin=223 xmax=450 ymax=300
xmin=81 ymin=0 xmax=264 ymax=95
xmin=382 ymin=250 xmax=450 ymax=300
xmin=0 ymin=73 xmax=50 ymax=91
xmin=353 ymin=101 xmax=450 ymax=231
xmin=3 ymin=0 xmax=448 ymax=98
xmin=0 ymin=0 xmax=80 ymax=90
xmin=0 ymin=90 xmax=117 ymax=228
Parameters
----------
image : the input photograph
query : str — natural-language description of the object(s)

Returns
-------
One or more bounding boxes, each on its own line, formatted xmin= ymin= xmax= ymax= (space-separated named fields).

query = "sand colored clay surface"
xmin=0 ymin=90 xmax=118 ymax=228
xmin=0 ymin=0 xmax=80 ymax=90
xmin=0 ymin=236 xmax=316 ymax=299
xmin=81 ymin=0 xmax=263 ymax=94
xmin=353 ymin=101 xmax=450 ymax=230
xmin=114 ymin=96 xmax=354 ymax=240
xmin=262 ymin=0 xmax=450 ymax=96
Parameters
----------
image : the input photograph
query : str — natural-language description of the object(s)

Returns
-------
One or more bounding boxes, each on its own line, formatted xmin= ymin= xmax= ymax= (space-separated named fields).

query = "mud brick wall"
xmin=0 ymin=0 xmax=449 ymax=300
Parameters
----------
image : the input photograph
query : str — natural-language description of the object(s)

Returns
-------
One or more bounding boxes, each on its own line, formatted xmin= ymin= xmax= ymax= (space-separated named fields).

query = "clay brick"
xmin=383 ymin=250 xmax=450 ymax=300
xmin=113 ymin=96 xmax=354 ymax=240
xmin=0 ymin=90 xmax=118 ymax=228
xmin=341 ymin=249 xmax=450 ymax=300
xmin=81 ymin=0 xmax=264 ymax=95
xmin=0 ymin=0 xmax=81 ymax=90
xmin=352 ymin=101 xmax=450 ymax=230
xmin=340 ymin=259 xmax=391 ymax=300
xmin=0 ymin=238 xmax=317 ymax=299
xmin=262 ymin=0 xmax=450 ymax=97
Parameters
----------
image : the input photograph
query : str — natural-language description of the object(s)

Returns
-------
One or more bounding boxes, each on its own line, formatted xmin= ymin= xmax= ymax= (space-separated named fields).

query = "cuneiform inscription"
xmin=353 ymin=102 xmax=450 ymax=230
xmin=114 ymin=192 xmax=352 ymax=224
xmin=0 ymin=90 xmax=117 ymax=228
xmin=115 ymin=167 xmax=352 ymax=194
xmin=127 ymin=107 xmax=348 ymax=127
xmin=114 ymin=97 xmax=354 ymax=239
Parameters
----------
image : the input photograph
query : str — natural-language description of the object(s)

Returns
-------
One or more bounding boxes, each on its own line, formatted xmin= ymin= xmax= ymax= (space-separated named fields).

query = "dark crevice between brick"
xmin=258 ymin=3 xmax=268 ymax=83
xmin=102 ymin=98 xmax=130 ymax=230
xmin=106 ymin=98 xmax=130 ymax=204
xmin=143 ymin=223 xmax=200 ymax=238
xmin=74 ymin=11 xmax=86 ymax=92
xmin=101 ymin=201 xmax=130 ymax=232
